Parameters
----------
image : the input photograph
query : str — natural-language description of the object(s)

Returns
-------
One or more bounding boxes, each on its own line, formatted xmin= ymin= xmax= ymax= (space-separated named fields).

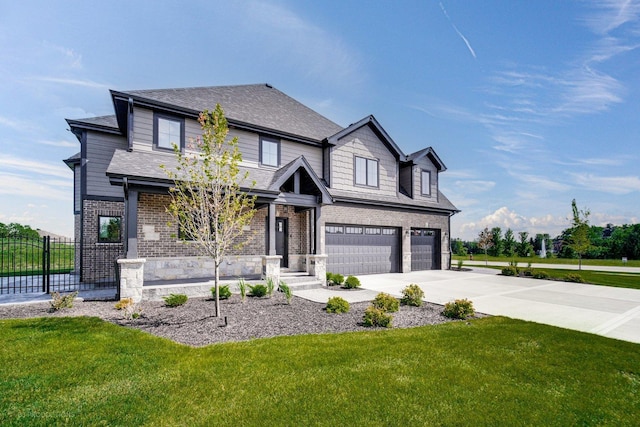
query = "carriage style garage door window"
xmin=326 ymin=224 xmax=400 ymax=275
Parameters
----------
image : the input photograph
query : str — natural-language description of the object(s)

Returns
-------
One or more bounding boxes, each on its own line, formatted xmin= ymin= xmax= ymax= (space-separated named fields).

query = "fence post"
xmin=42 ymin=236 xmax=47 ymax=293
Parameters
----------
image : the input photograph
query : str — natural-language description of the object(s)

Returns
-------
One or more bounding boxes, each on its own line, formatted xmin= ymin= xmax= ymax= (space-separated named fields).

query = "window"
xmin=365 ymin=227 xmax=381 ymax=235
xmin=421 ymin=170 xmax=431 ymax=196
xmin=354 ymin=156 xmax=378 ymax=187
xmin=154 ymin=114 xmax=184 ymax=150
xmin=260 ymin=137 xmax=280 ymax=167
xmin=345 ymin=226 xmax=363 ymax=234
xmin=98 ymin=216 xmax=121 ymax=243
xmin=326 ymin=225 xmax=344 ymax=234
xmin=382 ymin=228 xmax=397 ymax=235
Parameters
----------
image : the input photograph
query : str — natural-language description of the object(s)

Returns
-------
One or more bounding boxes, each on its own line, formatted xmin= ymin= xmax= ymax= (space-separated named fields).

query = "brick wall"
xmin=81 ymin=199 xmax=125 ymax=282
xmin=137 ymin=193 xmax=268 ymax=258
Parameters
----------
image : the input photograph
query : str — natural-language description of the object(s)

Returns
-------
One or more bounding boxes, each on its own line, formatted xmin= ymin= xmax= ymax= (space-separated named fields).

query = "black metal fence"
xmin=0 ymin=237 xmax=123 ymax=294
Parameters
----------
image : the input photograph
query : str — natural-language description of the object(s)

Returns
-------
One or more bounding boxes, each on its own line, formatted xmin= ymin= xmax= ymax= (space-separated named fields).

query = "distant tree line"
xmin=0 ymin=222 xmax=40 ymax=240
xmin=453 ymin=223 xmax=640 ymax=261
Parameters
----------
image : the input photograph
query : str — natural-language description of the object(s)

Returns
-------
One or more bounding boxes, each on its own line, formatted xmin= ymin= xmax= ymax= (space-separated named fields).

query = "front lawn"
xmin=1 ymin=316 xmax=639 ymax=425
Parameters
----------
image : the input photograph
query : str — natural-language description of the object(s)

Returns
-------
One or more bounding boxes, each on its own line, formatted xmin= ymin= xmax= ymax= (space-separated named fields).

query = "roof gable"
xmin=407 ymin=147 xmax=447 ymax=171
xmin=269 ymin=156 xmax=332 ymax=204
xmin=326 ymin=115 xmax=404 ymax=160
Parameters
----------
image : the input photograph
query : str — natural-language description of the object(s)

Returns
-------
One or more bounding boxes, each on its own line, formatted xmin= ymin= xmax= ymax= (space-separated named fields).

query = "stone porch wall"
xmin=144 ymin=255 xmax=263 ymax=281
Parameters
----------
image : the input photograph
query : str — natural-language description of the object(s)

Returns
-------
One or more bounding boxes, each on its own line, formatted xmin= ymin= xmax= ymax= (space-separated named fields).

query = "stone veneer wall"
xmin=320 ymin=203 xmax=451 ymax=271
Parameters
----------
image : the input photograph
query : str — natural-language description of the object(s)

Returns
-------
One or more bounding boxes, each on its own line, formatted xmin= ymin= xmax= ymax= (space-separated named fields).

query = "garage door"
xmin=326 ymin=224 xmax=400 ymax=275
xmin=411 ymin=229 xmax=439 ymax=271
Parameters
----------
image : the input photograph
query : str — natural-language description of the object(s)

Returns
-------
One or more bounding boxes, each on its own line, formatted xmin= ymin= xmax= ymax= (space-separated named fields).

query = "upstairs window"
xmin=354 ymin=156 xmax=378 ymax=187
xmin=421 ymin=170 xmax=431 ymax=196
xmin=260 ymin=137 xmax=280 ymax=167
xmin=154 ymin=114 xmax=184 ymax=151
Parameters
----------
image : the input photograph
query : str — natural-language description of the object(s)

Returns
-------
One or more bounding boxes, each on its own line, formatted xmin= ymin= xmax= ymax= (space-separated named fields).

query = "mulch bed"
xmin=0 ymin=293 xmax=468 ymax=347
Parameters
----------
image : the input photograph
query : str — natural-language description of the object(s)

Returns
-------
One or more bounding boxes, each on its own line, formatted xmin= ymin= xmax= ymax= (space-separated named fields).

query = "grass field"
xmin=0 ymin=239 xmax=74 ymax=277
xmin=1 ymin=316 xmax=639 ymax=426
xmin=453 ymin=254 xmax=640 ymax=268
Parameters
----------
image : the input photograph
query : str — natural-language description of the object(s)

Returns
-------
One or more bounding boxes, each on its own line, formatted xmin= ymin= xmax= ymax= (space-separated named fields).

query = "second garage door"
xmin=326 ymin=224 xmax=400 ymax=275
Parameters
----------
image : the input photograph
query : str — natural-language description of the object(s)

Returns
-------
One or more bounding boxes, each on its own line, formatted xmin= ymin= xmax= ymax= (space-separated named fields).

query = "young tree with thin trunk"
xmin=478 ymin=227 xmax=494 ymax=266
xmin=161 ymin=104 xmax=256 ymax=318
xmin=567 ymin=199 xmax=591 ymax=270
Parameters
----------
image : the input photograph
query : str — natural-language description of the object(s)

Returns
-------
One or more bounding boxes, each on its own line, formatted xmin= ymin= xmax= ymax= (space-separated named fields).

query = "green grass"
xmin=530 ymin=268 xmax=640 ymax=290
xmin=0 ymin=239 xmax=75 ymax=276
xmin=1 ymin=317 xmax=639 ymax=425
xmin=454 ymin=254 xmax=640 ymax=268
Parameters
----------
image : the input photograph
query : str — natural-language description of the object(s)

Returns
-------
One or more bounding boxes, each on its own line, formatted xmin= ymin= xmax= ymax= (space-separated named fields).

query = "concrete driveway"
xmin=296 ymin=268 xmax=640 ymax=344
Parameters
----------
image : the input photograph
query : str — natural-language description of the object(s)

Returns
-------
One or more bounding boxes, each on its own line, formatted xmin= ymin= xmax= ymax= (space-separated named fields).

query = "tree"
xmin=162 ymin=105 xmax=256 ymax=318
xmin=503 ymin=228 xmax=516 ymax=257
xmin=477 ymin=227 xmax=494 ymax=265
xmin=488 ymin=227 xmax=503 ymax=257
xmin=451 ymin=238 xmax=467 ymax=256
xmin=566 ymin=199 xmax=592 ymax=270
xmin=517 ymin=231 xmax=533 ymax=257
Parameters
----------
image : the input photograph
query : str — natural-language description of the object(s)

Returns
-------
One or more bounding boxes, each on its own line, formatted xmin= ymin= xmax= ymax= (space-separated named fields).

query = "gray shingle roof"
xmin=66 ymin=115 xmax=119 ymax=130
xmin=328 ymin=188 xmax=459 ymax=213
xmin=106 ymin=149 xmax=277 ymax=192
xmin=118 ymin=84 xmax=343 ymax=142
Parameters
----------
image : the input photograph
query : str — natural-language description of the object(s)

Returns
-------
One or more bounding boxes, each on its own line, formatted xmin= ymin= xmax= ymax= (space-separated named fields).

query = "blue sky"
xmin=1 ymin=0 xmax=639 ymax=240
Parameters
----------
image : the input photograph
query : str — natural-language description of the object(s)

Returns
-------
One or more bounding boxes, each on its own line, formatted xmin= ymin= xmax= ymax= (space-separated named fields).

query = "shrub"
xmin=522 ymin=267 xmax=534 ymax=277
xmin=237 ymin=278 xmax=248 ymax=303
xmin=249 ymin=284 xmax=268 ymax=297
xmin=363 ymin=306 xmax=392 ymax=327
xmin=211 ymin=285 xmax=232 ymax=300
xmin=49 ymin=291 xmax=78 ymax=311
xmin=457 ymin=259 xmax=464 ymax=270
xmin=265 ymin=277 xmax=276 ymax=297
xmin=326 ymin=272 xmax=334 ymax=285
xmin=163 ymin=293 xmax=188 ymax=307
xmin=533 ymin=271 xmax=550 ymax=279
xmin=400 ymin=284 xmax=424 ymax=307
xmin=114 ymin=298 xmax=134 ymax=310
xmin=332 ymin=273 xmax=345 ymax=286
xmin=501 ymin=266 xmax=518 ymax=276
xmin=279 ymin=281 xmax=292 ymax=304
xmin=343 ymin=275 xmax=360 ymax=289
xmin=326 ymin=296 xmax=350 ymax=313
xmin=443 ymin=299 xmax=475 ymax=319
xmin=564 ymin=273 xmax=585 ymax=283
xmin=115 ymin=298 xmax=142 ymax=319
xmin=372 ymin=292 xmax=399 ymax=313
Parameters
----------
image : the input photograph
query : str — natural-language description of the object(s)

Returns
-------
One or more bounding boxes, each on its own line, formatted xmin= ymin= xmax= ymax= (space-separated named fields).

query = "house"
xmin=65 ymin=84 xmax=459 ymax=287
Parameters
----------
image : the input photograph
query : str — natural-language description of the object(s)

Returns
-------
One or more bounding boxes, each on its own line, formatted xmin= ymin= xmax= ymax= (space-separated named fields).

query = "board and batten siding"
xmin=330 ymin=126 xmax=397 ymax=196
xmin=74 ymin=164 xmax=81 ymax=213
xmin=85 ymin=131 xmax=127 ymax=198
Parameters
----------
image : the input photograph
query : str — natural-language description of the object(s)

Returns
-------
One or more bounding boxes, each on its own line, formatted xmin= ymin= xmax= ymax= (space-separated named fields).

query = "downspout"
xmin=123 ymin=177 xmax=129 ymax=256
xmin=127 ymin=97 xmax=134 ymax=151
xmin=448 ymin=212 xmax=453 ymax=270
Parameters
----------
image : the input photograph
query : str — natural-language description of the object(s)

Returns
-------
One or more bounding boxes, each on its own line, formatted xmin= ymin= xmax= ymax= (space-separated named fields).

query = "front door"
xmin=275 ymin=217 xmax=289 ymax=268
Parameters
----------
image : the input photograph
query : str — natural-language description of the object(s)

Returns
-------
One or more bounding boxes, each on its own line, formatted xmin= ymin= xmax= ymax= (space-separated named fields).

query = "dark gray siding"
xmin=74 ymin=164 xmax=81 ymax=213
xmin=86 ymin=131 xmax=127 ymax=198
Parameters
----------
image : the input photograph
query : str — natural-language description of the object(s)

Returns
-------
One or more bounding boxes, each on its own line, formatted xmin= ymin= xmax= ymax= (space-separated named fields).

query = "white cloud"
xmin=37 ymin=139 xmax=78 ymax=148
xmin=0 ymin=155 xmax=72 ymax=179
xmin=0 ymin=172 xmax=71 ymax=200
xmin=582 ymin=0 xmax=640 ymax=35
xmin=569 ymin=172 xmax=640 ymax=194
xmin=30 ymin=76 xmax=108 ymax=89
xmin=454 ymin=206 xmax=569 ymax=240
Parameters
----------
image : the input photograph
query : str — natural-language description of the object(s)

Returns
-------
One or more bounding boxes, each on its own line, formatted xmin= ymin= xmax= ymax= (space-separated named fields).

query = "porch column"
xmin=118 ymin=258 xmax=146 ymax=302
xmin=314 ymin=206 xmax=323 ymax=255
xmin=126 ymin=189 xmax=139 ymax=259
xmin=268 ymin=203 xmax=276 ymax=255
